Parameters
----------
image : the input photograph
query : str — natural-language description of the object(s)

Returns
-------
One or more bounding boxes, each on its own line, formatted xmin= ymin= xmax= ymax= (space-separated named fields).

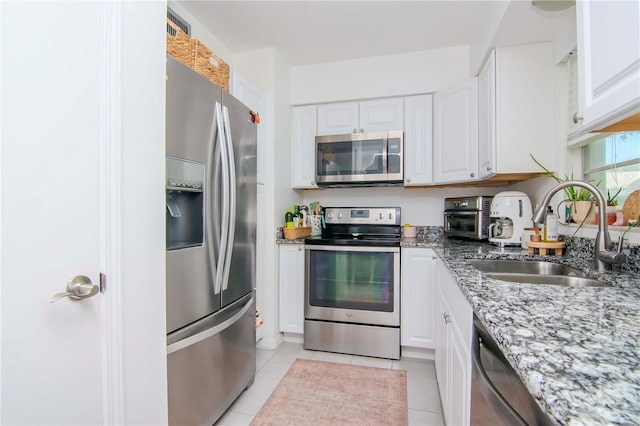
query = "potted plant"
xmin=530 ymin=154 xmax=597 ymax=225
xmin=595 ymin=188 xmax=622 ymax=225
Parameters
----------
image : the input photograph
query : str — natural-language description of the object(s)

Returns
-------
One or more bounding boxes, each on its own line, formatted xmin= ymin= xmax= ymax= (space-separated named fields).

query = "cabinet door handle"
xmin=298 ymin=246 xmax=302 ymax=251
xmin=486 ymin=166 xmax=492 ymax=172
xmin=443 ymin=312 xmax=451 ymax=324
xmin=311 ymin=181 xmax=315 ymax=186
xmin=360 ymin=128 xmax=364 ymax=133
xmin=573 ymin=113 xmax=583 ymax=124
xmin=353 ymin=129 xmax=357 ymax=133
xmin=406 ymin=178 xmax=411 ymax=183
xmin=470 ymin=172 xmax=476 ymax=178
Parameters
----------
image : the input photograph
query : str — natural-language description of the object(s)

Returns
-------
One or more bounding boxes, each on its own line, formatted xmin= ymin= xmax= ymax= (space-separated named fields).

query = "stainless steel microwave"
xmin=315 ymin=130 xmax=403 ymax=186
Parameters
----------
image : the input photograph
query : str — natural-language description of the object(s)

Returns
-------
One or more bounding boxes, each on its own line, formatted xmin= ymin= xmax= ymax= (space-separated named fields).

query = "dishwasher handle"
xmin=472 ymin=325 xmax=529 ymax=426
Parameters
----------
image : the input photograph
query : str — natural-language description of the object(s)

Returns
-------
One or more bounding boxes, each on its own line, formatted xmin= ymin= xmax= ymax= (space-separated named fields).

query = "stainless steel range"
xmin=304 ymin=207 xmax=401 ymax=359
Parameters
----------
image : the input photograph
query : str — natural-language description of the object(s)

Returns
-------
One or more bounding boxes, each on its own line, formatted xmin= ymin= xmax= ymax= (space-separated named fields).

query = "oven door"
xmin=444 ymin=211 xmax=483 ymax=239
xmin=305 ymin=245 xmax=400 ymax=326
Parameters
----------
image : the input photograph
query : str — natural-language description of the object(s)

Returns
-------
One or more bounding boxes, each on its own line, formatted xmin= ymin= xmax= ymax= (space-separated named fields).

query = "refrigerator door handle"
xmin=166 ymin=295 xmax=253 ymax=355
xmin=221 ymin=105 xmax=236 ymax=291
xmin=213 ymin=102 xmax=230 ymax=295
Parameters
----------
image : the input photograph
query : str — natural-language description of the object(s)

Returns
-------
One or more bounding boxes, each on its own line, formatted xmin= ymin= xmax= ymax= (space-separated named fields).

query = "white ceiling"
xmin=178 ymin=1 xmax=575 ymax=66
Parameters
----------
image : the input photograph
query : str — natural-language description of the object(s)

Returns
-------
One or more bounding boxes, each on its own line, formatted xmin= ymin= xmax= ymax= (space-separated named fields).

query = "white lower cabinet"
xmin=435 ymin=259 xmax=472 ymax=426
xmin=401 ymin=248 xmax=437 ymax=349
xmin=278 ymin=244 xmax=305 ymax=334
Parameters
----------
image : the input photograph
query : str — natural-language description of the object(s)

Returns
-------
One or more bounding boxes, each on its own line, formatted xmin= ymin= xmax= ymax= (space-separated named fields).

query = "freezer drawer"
xmin=167 ymin=293 xmax=256 ymax=426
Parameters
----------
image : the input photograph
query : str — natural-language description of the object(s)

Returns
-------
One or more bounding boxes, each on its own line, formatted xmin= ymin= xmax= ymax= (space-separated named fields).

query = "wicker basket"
xmin=192 ymin=39 xmax=230 ymax=92
xmin=166 ymin=19 xmax=230 ymax=92
xmin=166 ymin=19 xmax=192 ymax=69
xmin=283 ymin=227 xmax=312 ymax=240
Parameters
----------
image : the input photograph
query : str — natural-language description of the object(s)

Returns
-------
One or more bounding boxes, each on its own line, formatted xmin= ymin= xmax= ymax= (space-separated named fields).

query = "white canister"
xmin=403 ymin=226 xmax=417 ymax=239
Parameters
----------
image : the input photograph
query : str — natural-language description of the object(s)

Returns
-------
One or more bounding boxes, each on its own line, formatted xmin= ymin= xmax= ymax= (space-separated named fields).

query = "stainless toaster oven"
xmin=444 ymin=196 xmax=493 ymax=240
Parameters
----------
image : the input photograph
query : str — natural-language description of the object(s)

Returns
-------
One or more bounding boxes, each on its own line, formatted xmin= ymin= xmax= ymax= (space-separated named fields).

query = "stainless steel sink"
xmin=468 ymin=259 xmax=609 ymax=287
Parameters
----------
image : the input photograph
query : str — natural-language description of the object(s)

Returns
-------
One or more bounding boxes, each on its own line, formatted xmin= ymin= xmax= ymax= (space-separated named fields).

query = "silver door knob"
xmin=573 ymin=113 xmax=583 ymax=124
xmin=50 ymin=275 xmax=99 ymax=303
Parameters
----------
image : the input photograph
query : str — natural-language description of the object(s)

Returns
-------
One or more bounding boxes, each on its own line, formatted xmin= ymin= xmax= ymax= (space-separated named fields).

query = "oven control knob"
xmin=338 ymin=213 xmax=342 ymax=219
xmin=388 ymin=213 xmax=393 ymax=219
xmin=379 ymin=213 xmax=383 ymax=220
xmin=327 ymin=213 xmax=333 ymax=219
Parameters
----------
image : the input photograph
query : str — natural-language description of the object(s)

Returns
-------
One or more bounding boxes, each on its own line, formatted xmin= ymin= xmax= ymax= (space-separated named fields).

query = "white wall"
xmin=291 ymin=46 xmax=470 ymax=105
xmin=469 ymin=1 xmax=510 ymax=75
xmin=302 ymin=186 xmax=508 ymax=226
xmin=234 ymin=48 xmax=295 ymax=349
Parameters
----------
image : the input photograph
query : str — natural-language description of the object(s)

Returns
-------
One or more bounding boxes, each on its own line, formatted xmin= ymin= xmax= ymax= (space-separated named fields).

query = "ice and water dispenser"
xmin=166 ymin=157 xmax=204 ymax=250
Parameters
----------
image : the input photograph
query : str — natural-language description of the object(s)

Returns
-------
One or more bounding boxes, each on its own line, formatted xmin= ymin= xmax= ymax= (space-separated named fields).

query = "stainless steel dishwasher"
xmin=470 ymin=315 xmax=553 ymax=425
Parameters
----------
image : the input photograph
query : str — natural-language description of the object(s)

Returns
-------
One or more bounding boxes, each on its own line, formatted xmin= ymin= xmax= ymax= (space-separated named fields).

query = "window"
xmin=583 ymin=131 xmax=640 ymax=208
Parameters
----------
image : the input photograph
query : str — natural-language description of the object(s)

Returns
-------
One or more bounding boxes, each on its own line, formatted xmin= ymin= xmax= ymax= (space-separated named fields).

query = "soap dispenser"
xmin=544 ymin=206 xmax=559 ymax=242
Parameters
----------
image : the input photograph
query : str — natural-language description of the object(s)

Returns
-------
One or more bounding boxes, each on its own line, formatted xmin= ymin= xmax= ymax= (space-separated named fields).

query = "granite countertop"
xmin=403 ymin=236 xmax=640 ymax=425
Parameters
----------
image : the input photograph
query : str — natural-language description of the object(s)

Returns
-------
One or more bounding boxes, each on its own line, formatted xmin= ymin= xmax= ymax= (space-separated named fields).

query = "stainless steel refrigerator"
xmin=165 ymin=56 xmax=257 ymax=426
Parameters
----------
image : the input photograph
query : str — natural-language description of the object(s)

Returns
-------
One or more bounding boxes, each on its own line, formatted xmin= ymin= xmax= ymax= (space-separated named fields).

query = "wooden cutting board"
xmin=622 ymin=190 xmax=640 ymax=225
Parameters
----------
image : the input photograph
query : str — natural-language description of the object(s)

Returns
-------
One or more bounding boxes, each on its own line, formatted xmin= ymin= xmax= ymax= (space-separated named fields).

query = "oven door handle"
xmin=472 ymin=326 xmax=528 ymax=426
xmin=304 ymin=245 xmax=399 ymax=253
xmin=444 ymin=211 xmax=480 ymax=216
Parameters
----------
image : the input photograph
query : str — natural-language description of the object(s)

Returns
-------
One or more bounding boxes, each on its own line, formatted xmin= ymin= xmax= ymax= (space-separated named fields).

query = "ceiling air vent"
xmin=167 ymin=8 xmax=190 ymax=37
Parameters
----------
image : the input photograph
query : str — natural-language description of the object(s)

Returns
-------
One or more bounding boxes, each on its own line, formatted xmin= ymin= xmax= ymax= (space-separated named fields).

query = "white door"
xmin=433 ymin=77 xmax=479 ymax=184
xmin=278 ymin=245 xmax=305 ymax=334
xmin=1 ymin=2 xmax=167 ymax=424
xmin=403 ymin=94 xmax=433 ymax=186
xmin=577 ymin=0 xmax=640 ymax=132
xmin=317 ymin=101 xmax=359 ymax=135
xmin=358 ymin=97 xmax=404 ymax=132
xmin=400 ymin=248 xmax=437 ymax=349
xmin=291 ymin=105 xmax=318 ymax=188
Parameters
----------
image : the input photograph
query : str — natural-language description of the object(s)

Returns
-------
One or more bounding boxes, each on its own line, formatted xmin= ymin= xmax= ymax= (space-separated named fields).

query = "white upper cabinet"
xmin=478 ymin=43 xmax=554 ymax=177
xmin=291 ymin=105 xmax=318 ymax=188
xmin=573 ymin=0 xmax=640 ymax=135
xmin=358 ymin=97 xmax=404 ymax=132
xmin=317 ymin=101 xmax=359 ymax=135
xmin=477 ymin=51 xmax=496 ymax=180
xmin=403 ymin=95 xmax=433 ymax=186
xmin=317 ymin=98 xmax=403 ymax=135
xmin=433 ymin=78 xmax=479 ymax=184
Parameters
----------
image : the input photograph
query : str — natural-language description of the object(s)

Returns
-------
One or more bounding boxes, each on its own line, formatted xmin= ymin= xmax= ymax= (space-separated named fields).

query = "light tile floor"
xmin=216 ymin=342 xmax=445 ymax=425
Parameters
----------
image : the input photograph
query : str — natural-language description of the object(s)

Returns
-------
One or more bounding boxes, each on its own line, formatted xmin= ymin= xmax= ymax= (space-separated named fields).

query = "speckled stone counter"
xmin=406 ymin=237 xmax=640 ymax=426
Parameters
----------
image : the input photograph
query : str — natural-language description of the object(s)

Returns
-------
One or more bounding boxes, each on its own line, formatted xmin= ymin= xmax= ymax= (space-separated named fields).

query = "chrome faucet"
xmin=532 ymin=180 xmax=626 ymax=271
